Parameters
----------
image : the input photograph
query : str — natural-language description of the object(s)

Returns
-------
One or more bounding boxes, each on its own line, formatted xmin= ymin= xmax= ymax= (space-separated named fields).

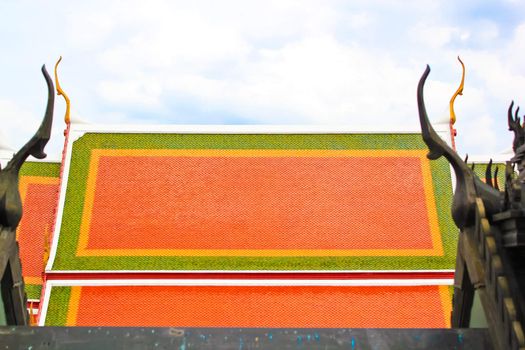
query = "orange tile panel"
xmin=17 ymin=177 xmax=59 ymax=283
xmin=78 ymin=149 xmax=442 ymax=256
xmin=67 ymin=285 xmax=450 ymax=328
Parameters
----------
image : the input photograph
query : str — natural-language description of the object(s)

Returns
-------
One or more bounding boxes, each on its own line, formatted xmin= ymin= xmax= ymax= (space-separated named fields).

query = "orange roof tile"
xmin=16 ymin=162 xmax=60 ymax=299
xmin=46 ymin=284 xmax=451 ymax=328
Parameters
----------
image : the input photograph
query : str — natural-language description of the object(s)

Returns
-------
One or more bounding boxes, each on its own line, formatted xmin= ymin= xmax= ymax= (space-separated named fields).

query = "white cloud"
xmin=67 ymin=12 xmax=115 ymax=50
xmin=0 ymin=99 xmax=38 ymax=150
xmin=98 ymin=78 xmax=163 ymax=108
xmin=347 ymin=12 xmax=371 ymax=29
xmin=158 ymin=36 xmax=424 ymax=125
xmin=0 ymin=98 xmax=65 ymax=161
xmin=411 ymin=24 xmax=462 ymax=49
xmin=1 ymin=0 xmax=525 ymax=158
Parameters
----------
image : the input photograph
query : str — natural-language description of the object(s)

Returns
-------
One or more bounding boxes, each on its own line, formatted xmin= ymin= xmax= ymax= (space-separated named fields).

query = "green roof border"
xmin=26 ymin=284 xmax=42 ymax=301
xmin=44 ymin=286 xmax=71 ymax=326
xmin=20 ymin=161 xmax=60 ymax=178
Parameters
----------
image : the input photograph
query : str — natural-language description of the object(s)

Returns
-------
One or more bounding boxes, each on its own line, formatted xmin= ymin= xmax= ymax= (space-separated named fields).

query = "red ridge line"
xmin=45 ymin=271 xmax=454 ymax=280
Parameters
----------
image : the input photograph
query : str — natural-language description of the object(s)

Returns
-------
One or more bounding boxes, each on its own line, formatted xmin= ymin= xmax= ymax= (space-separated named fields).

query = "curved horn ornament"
xmin=0 ymin=65 xmax=54 ymax=230
xmin=417 ymin=65 xmax=501 ymax=229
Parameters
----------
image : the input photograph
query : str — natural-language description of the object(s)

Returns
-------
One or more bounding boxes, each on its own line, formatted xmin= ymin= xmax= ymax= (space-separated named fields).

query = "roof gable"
xmin=48 ymin=127 xmax=457 ymax=271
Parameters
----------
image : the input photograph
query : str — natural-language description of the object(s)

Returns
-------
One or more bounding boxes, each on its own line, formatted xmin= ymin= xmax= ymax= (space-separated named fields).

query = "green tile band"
xmin=44 ymin=286 xmax=71 ymax=326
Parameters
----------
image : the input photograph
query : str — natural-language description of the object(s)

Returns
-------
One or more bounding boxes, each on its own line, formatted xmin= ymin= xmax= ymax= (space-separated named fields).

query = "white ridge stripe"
xmin=44 ymin=279 xmax=453 ymax=287
xmin=69 ymin=123 xmax=450 ymax=134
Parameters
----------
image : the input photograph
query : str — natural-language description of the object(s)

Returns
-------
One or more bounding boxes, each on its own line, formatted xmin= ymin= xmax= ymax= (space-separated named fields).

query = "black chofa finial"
xmin=0 ymin=65 xmax=54 ymax=230
xmin=417 ymin=65 xmax=502 ymax=229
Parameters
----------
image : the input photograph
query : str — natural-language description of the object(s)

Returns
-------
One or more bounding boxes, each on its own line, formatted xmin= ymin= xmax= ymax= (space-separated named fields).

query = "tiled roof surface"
xmin=49 ymin=132 xmax=456 ymax=271
xmin=43 ymin=284 xmax=452 ymax=327
xmin=16 ymin=161 xmax=60 ymax=299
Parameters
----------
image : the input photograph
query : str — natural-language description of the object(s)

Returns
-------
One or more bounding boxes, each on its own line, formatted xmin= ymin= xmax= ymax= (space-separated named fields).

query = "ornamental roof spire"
xmin=54 ymin=56 xmax=70 ymax=125
xmin=449 ymin=56 xmax=465 ymax=126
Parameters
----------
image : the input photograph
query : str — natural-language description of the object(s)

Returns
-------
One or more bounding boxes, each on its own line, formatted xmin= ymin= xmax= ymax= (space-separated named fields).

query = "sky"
xmin=0 ymin=0 xmax=524 ymax=160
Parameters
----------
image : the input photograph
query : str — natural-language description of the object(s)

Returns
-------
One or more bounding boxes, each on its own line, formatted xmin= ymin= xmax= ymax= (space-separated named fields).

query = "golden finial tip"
xmin=449 ymin=56 xmax=466 ymax=125
xmin=54 ymin=56 xmax=71 ymax=124
xmin=54 ymin=56 xmax=62 ymax=73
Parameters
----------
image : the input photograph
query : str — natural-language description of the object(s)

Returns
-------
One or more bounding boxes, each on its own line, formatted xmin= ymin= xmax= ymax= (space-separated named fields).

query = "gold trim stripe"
xmin=66 ymin=286 xmax=82 ymax=326
xmin=439 ymin=285 xmax=452 ymax=327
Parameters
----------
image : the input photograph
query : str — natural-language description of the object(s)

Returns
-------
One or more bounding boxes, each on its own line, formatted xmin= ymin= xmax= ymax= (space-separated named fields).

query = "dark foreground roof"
xmin=2 ymin=327 xmax=492 ymax=350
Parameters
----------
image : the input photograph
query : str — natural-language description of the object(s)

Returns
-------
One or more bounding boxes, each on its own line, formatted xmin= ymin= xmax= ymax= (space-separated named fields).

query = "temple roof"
xmin=46 ymin=124 xmax=457 ymax=272
xmin=32 ymin=122 xmax=484 ymax=327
